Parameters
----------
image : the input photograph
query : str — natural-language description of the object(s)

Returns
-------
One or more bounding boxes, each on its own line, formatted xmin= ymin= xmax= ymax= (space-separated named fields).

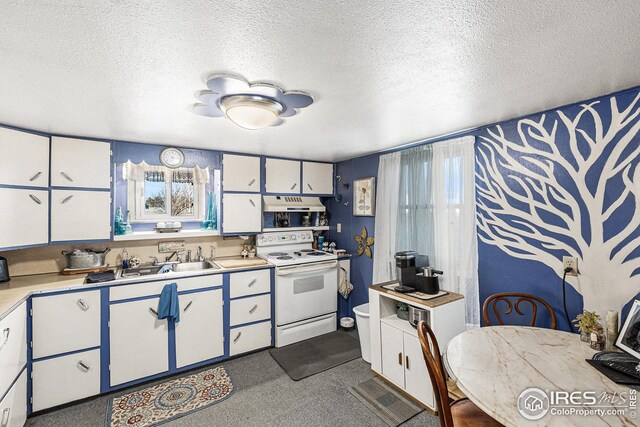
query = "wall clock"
xmin=160 ymin=147 xmax=185 ymax=168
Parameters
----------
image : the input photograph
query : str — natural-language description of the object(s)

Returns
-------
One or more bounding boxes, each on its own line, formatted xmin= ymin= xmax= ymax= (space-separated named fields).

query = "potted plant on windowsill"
xmin=573 ymin=310 xmax=601 ymax=343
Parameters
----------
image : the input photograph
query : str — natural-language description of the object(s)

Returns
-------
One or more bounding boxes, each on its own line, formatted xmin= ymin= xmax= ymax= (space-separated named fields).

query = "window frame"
xmin=127 ymin=166 xmax=206 ymax=223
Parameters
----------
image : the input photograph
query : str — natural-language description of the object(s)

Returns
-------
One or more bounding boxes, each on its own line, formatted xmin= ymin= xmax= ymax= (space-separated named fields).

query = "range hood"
xmin=263 ymin=196 xmax=326 ymax=212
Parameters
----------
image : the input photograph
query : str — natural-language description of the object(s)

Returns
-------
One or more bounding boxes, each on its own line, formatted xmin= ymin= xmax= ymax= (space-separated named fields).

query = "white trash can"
xmin=353 ymin=303 xmax=371 ymax=363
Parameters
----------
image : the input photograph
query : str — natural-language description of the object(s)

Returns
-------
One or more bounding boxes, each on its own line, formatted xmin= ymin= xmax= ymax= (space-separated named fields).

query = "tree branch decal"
xmin=476 ymin=92 xmax=640 ymax=316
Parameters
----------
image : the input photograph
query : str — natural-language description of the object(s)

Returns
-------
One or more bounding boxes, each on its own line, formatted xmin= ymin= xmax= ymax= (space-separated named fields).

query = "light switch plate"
xmin=337 ymin=223 xmax=342 ymax=233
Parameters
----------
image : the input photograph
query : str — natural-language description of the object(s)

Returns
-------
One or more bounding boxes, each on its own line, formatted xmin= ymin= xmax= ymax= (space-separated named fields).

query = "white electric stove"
xmin=256 ymin=230 xmax=338 ymax=347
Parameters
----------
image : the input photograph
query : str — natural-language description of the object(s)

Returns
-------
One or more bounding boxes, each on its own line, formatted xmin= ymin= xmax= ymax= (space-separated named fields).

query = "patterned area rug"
xmin=106 ymin=366 xmax=234 ymax=427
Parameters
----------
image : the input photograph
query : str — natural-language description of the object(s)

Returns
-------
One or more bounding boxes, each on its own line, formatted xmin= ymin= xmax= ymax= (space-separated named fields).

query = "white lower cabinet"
xmin=50 ymin=190 xmax=111 ymax=242
xmin=230 ymin=294 xmax=271 ymax=326
xmin=381 ymin=323 xmax=406 ymax=389
xmin=381 ymin=322 xmax=434 ymax=408
xmin=109 ymin=298 xmax=169 ymax=386
xmin=175 ymin=290 xmax=224 ymax=369
xmin=229 ymin=321 xmax=272 ymax=356
xmin=0 ymin=188 xmax=49 ymax=249
xmin=32 ymin=348 xmax=100 ymax=412
xmin=0 ymin=370 xmax=26 ymax=427
xmin=0 ymin=303 xmax=27 ymax=400
xmin=32 ymin=290 xmax=101 ymax=359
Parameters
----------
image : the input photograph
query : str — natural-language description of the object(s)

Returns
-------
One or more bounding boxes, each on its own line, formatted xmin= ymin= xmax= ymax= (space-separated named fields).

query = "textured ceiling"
xmin=1 ymin=1 xmax=639 ymax=162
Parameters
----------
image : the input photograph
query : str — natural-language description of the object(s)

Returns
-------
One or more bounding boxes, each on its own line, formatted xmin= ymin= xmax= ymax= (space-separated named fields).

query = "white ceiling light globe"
xmin=219 ymin=95 xmax=284 ymax=130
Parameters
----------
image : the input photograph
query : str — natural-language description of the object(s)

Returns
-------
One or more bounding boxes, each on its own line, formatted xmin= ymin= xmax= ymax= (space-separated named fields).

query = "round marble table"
xmin=444 ymin=326 xmax=636 ymax=426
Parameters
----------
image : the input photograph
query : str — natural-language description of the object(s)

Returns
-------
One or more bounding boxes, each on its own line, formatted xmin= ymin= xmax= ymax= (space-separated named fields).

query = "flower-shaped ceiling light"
xmin=193 ymin=75 xmax=314 ymax=130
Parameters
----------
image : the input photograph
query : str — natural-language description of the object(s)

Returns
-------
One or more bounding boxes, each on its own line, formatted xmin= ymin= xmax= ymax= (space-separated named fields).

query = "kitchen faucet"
xmin=165 ymin=251 xmax=182 ymax=263
xmin=186 ymin=250 xmax=192 ymax=263
xmin=196 ymin=246 xmax=204 ymax=262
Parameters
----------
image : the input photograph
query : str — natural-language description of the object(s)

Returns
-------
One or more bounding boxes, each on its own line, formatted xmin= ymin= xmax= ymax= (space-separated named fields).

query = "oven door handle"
xmin=277 ymin=261 xmax=338 ymax=276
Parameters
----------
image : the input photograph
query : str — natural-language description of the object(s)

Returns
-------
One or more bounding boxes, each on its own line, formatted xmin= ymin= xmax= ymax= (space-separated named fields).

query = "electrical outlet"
xmin=563 ymin=256 xmax=579 ymax=276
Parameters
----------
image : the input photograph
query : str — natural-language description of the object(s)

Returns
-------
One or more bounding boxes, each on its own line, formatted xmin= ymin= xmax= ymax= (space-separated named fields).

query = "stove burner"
xmin=307 ymin=252 xmax=326 ymax=256
xmin=277 ymin=256 xmax=293 ymax=260
xmin=300 ymin=249 xmax=314 ymax=253
xmin=269 ymin=252 xmax=288 ymax=257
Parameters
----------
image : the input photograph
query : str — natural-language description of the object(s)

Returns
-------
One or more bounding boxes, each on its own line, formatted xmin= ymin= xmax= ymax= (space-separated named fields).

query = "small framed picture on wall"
xmin=353 ymin=177 xmax=376 ymax=216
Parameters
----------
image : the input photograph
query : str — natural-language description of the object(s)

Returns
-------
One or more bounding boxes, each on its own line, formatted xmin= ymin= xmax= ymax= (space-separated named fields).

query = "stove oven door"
xmin=275 ymin=260 xmax=338 ymax=326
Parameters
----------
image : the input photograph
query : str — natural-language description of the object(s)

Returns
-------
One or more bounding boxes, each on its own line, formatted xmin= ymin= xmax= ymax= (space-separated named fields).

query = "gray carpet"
xmin=269 ymin=330 xmax=362 ymax=381
xmin=26 ymin=350 xmax=440 ymax=427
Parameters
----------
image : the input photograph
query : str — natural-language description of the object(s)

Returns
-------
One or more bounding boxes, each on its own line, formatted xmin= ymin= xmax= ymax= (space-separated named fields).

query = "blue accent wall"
xmin=325 ymin=154 xmax=379 ymax=319
xmin=326 ymin=86 xmax=640 ymax=329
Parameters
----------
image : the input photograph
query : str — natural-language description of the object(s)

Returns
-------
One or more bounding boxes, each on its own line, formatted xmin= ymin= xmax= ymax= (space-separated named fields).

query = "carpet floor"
xmin=26 ymin=350 xmax=440 ymax=427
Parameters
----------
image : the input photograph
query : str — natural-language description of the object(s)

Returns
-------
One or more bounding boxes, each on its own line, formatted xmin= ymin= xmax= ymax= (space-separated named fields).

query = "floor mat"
xmin=269 ymin=330 xmax=361 ymax=381
xmin=106 ymin=366 xmax=234 ymax=427
xmin=349 ymin=377 xmax=424 ymax=427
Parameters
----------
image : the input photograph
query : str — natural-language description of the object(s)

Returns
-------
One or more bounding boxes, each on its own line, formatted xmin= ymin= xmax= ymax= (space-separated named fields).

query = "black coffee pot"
xmin=0 ymin=256 xmax=9 ymax=283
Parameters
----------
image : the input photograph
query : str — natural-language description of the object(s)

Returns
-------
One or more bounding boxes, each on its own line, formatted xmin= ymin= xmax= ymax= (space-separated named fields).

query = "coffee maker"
xmin=394 ymin=251 xmax=429 ymax=293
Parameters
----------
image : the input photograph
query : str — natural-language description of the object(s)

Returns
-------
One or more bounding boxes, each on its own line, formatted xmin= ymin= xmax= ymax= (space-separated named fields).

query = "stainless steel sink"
xmin=120 ymin=265 xmax=163 ymax=277
xmin=171 ymin=261 xmax=220 ymax=272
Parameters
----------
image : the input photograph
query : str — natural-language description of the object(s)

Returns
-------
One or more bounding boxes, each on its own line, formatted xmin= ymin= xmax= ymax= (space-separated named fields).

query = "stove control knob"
xmin=267 ymin=236 xmax=274 ymax=242
xmin=290 ymin=234 xmax=297 ymax=240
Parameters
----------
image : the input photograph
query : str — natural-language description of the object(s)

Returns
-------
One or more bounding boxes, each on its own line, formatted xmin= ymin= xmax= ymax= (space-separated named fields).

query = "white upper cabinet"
xmin=50 ymin=190 xmax=111 ymax=242
xmin=302 ymin=161 xmax=333 ymax=195
xmin=222 ymin=154 xmax=261 ymax=192
xmin=265 ymin=158 xmax=301 ymax=194
xmin=0 ymin=188 xmax=49 ymax=248
xmin=51 ymin=137 xmax=111 ymax=189
xmin=222 ymin=193 xmax=262 ymax=234
xmin=0 ymin=127 xmax=49 ymax=187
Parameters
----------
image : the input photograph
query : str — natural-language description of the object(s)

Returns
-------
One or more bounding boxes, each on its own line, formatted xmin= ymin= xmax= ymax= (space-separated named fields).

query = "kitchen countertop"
xmin=369 ymin=280 xmax=464 ymax=308
xmin=0 ymin=257 xmax=273 ymax=321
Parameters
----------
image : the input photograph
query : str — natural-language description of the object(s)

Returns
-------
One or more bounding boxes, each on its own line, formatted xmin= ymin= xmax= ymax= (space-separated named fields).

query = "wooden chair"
xmin=417 ymin=321 xmax=502 ymax=427
xmin=482 ymin=292 xmax=557 ymax=329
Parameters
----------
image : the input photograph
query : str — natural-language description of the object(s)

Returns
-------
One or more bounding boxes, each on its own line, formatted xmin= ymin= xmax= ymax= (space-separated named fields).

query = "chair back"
xmin=482 ymin=292 xmax=557 ymax=329
xmin=417 ymin=320 xmax=454 ymax=427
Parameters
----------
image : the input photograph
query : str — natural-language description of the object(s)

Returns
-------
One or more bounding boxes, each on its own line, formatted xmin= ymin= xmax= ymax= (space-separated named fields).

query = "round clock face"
xmin=160 ymin=148 xmax=185 ymax=168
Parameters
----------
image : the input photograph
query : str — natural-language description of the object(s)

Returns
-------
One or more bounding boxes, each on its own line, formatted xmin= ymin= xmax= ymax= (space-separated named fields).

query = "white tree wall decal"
xmin=476 ymin=92 xmax=640 ymax=318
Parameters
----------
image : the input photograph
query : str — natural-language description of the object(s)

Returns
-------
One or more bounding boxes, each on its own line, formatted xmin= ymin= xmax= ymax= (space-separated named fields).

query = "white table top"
xmin=444 ymin=326 xmax=637 ymax=426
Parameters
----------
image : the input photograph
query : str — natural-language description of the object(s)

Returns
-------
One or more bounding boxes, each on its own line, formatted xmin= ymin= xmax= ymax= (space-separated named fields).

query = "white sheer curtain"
xmin=372 ymin=136 xmax=479 ymax=328
xmin=372 ymin=151 xmax=402 ymax=283
xmin=431 ymin=136 xmax=479 ymax=328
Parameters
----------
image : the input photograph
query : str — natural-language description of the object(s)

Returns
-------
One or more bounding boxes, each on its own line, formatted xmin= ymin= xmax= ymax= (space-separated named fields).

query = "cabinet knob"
xmin=290 ymin=183 xmax=297 ymax=190
xmin=77 ymin=360 xmax=91 ymax=372
xmin=247 ymin=279 xmax=257 ymax=288
xmin=29 ymin=171 xmax=42 ymax=182
xmin=233 ymin=331 xmax=242 ymax=343
xmin=248 ymin=178 xmax=256 ymax=187
xmin=249 ymin=304 xmax=258 ymax=314
xmin=29 ymin=194 xmax=42 ymax=205
xmin=60 ymin=171 xmax=74 ymax=182
xmin=61 ymin=195 xmax=74 ymax=204
xmin=1 ymin=407 xmax=10 ymax=427
xmin=0 ymin=328 xmax=10 ymax=351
